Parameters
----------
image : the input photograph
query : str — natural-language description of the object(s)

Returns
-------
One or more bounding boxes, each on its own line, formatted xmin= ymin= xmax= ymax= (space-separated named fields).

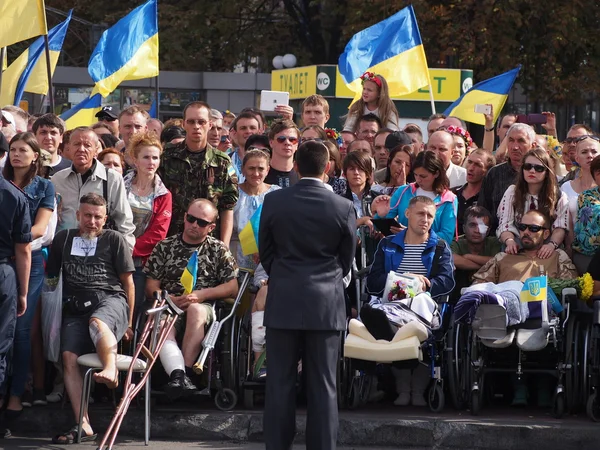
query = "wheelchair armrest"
xmin=561 ymin=287 xmax=578 ymax=306
xmin=435 ymin=294 xmax=450 ymax=304
xmin=594 ymin=299 xmax=600 ymax=325
xmin=354 ymin=266 xmax=371 ymax=279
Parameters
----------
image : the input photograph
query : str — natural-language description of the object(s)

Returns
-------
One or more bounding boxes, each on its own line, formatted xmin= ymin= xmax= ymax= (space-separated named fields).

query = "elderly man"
xmin=52 ymin=127 xmax=135 ymax=250
xmin=427 ymin=130 xmax=466 ymax=189
xmin=144 ymin=199 xmax=238 ymax=398
xmin=478 ymin=123 xmax=536 ymax=234
xmin=48 ymin=193 xmax=134 ymax=444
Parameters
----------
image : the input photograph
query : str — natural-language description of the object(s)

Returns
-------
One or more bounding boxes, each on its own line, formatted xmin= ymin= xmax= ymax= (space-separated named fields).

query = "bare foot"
xmin=93 ymin=368 xmax=119 ymax=389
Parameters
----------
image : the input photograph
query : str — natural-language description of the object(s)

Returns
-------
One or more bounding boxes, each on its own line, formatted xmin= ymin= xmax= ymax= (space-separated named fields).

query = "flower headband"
xmin=360 ymin=71 xmax=382 ymax=88
xmin=325 ymin=127 xmax=343 ymax=148
xmin=446 ymin=125 xmax=473 ymax=147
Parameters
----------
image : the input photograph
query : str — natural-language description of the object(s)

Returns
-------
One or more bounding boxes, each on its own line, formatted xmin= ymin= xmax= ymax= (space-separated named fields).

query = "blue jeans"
xmin=10 ymin=250 xmax=44 ymax=397
xmin=133 ymin=265 xmax=147 ymax=319
xmin=0 ymin=261 xmax=18 ymax=391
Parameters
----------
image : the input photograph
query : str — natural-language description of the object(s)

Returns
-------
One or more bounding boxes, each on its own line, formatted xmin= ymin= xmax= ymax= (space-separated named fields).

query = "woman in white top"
xmin=342 ymin=72 xmax=400 ymax=133
xmin=497 ymin=147 xmax=569 ymax=258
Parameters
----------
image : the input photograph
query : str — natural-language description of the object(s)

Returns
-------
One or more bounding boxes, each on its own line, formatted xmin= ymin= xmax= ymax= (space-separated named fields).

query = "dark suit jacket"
xmin=259 ymin=178 xmax=356 ymax=331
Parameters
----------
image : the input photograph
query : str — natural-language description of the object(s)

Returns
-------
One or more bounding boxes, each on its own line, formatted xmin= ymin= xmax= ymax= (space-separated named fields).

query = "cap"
xmin=1 ymin=110 xmax=16 ymax=129
xmin=385 ymin=131 xmax=412 ymax=150
xmin=95 ymin=106 xmax=119 ymax=121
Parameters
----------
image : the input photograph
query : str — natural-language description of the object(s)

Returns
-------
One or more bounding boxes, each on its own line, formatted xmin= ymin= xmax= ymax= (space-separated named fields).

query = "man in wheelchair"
xmin=144 ymin=199 xmax=238 ymax=399
xmin=361 ymin=196 xmax=454 ymax=406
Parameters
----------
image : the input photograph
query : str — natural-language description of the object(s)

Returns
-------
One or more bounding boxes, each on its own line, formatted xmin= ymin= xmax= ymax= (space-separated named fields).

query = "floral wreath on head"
xmin=545 ymin=135 xmax=563 ymax=158
xmin=360 ymin=71 xmax=382 ymax=88
xmin=325 ymin=128 xmax=343 ymax=147
xmin=446 ymin=125 xmax=473 ymax=148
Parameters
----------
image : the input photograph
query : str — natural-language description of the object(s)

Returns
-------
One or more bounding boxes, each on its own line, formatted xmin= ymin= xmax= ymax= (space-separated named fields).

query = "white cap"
xmin=1 ymin=110 xmax=16 ymax=130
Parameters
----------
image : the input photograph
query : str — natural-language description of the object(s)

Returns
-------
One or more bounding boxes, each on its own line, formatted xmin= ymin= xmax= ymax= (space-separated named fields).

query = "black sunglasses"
xmin=516 ymin=223 xmax=546 ymax=233
xmin=186 ymin=213 xmax=212 ymax=227
xmin=574 ymin=135 xmax=600 ymax=144
xmin=522 ymin=162 xmax=546 ymax=173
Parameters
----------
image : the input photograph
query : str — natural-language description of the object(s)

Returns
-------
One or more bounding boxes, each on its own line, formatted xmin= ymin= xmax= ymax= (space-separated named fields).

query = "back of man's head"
xmin=295 ymin=140 xmax=328 ymax=178
xmin=32 ymin=113 xmax=65 ymax=135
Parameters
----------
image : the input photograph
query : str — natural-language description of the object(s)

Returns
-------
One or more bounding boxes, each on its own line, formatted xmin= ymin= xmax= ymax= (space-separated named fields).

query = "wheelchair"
xmin=132 ymin=269 xmax=252 ymax=411
xmin=453 ymin=285 xmax=578 ymax=417
xmin=579 ymin=298 xmax=600 ymax=421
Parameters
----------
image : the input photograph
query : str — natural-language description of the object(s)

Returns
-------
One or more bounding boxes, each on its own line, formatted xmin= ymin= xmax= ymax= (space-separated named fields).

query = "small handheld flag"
xmin=180 ymin=250 xmax=198 ymax=295
xmin=239 ymin=205 xmax=262 ymax=256
xmin=520 ymin=276 xmax=547 ymax=303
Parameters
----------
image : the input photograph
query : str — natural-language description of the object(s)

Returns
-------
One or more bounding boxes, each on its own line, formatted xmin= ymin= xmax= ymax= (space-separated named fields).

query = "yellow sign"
xmin=271 ymin=66 xmax=317 ymax=99
xmin=335 ymin=68 xmax=462 ymax=102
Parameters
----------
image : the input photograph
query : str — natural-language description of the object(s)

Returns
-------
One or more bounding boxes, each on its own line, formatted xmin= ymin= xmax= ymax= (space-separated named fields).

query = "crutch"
xmin=96 ymin=290 xmax=183 ymax=450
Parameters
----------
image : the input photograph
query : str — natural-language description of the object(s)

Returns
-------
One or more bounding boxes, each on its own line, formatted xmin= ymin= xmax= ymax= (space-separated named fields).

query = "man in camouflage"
xmin=144 ymin=199 xmax=239 ymax=399
xmin=158 ymin=101 xmax=238 ymax=246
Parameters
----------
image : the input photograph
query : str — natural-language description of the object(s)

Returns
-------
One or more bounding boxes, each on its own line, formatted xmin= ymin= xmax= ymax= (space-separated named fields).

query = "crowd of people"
xmin=1 ymin=70 xmax=600 ymax=443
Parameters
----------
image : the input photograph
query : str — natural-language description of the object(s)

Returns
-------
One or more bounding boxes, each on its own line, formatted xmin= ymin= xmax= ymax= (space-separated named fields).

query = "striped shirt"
xmin=396 ymin=243 xmax=428 ymax=276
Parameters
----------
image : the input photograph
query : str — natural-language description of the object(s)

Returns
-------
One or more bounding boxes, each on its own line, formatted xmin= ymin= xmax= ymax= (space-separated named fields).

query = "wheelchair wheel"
xmin=336 ymin=333 xmax=349 ymax=409
xmin=428 ymin=380 xmax=445 ymax=413
xmin=565 ymin=318 xmax=581 ymax=412
xmin=447 ymin=317 xmax=471 ymax=410
xmin=581 ymin=322 xmax=591 ymax=406
xmin=215 ymin=388 xmax=237 ymax=411
xmin=587 ymin=392 xmax=600 ymax=422
xmin=553 ymin=392 xmax=565 ymax=419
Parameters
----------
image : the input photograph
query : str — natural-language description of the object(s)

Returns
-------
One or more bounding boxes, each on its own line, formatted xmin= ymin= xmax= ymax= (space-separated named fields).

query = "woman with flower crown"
xmin=342 ymin=72 xmax=400 ymax=134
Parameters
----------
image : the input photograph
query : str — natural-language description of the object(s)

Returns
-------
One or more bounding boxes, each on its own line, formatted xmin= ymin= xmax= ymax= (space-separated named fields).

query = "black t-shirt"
xmin=47 ymin=229 xmax=135 ymax=297
xmin=452 ymin=183 xmax=479 ymax=233
xmin=264 ymin=166 xmax=299 ymax=188
xmin=48 ymin=156 xmax=72 ymax=177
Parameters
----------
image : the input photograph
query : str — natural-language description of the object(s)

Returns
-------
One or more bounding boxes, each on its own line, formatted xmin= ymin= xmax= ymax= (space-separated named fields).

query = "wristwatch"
xmin=484 ymin=126 xmax=495 ymax=132
xmin=549 ymin=240 xmax=559 ymax=249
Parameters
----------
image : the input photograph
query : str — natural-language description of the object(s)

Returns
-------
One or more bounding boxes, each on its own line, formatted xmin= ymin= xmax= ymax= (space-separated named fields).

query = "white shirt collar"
xmin=301 ymin=176 xmax=333 ymax=192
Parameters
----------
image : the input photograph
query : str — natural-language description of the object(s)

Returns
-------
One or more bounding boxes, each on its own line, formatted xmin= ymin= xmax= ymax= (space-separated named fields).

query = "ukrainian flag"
xmin=60 ymin=94 xmax=103 ymax=130
xmin=338 ymin=5 xmax=430 ymax=104
xmin=0 ymin=1 xmax=47 ymax=49
xmin=0 ymin=12 xmax=72 ymax=107
xmin=520 ymin=276 xmax=547 ymax=303
xmin=239 ymin=204 xmax=262 ymax=256
xmin=443 ymin=66 xmax=521 ymax=126
xmin=88 ymin=0 xmax=159 ymax=97
xmin=180 ymin=250 xmax=198 ymax=295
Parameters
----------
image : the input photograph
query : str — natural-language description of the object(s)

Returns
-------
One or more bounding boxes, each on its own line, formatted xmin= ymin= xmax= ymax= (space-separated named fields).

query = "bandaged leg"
xmin=252 ymin=311 xmax=266 ymax=354
xmin=411 ymin=364 xmax=429 ymax=406
xmin=392 ymin=367 xmax=411 ymax=406
xmin=89 ymin=318 xmax=118 ymax=388
xmin=159 ymin=339 xmax=185 ymax=377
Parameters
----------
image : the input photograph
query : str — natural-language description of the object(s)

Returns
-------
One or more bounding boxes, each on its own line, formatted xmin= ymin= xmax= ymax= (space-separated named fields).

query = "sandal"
xmin=52 ymin=425 xmax=97 ymax=444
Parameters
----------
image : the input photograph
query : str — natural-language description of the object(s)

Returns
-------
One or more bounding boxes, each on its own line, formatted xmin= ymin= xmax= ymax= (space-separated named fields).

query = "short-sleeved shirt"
xmin=47 ymin=229 xmax=135 ymax=297
xmin=144 ymin=234 xmax=238 ymax=297
xmin=451 ymin=236 xmax=502 ymax=258
xmin=573 ymin=187 xmax=600 ymax=256
xmin=264 ymin=167 xmax=299 ymax=188
xmin=0 ymin=175 xmax=32 ymax=258
xmin=158 ymin=142 xmax=238 ymax=237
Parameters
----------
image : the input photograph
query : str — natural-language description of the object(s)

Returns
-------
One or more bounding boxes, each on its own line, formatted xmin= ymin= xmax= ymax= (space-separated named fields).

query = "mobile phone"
xmin=372 ymin=218 xmax=402 ymax=237
xmin=516 ymin=114 xmax=547 ymax=125
xmin=474 ymin=104 xmax=491 ymax=115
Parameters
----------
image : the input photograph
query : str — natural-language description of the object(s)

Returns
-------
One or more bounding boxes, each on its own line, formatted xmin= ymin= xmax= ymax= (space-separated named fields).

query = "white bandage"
xmin=159 ymin=339 xmax=185 ymax=376
xmin=89 ymin=321 xmax=106 ymax=347
xmin=251 ymin=311 xmax=266 ymax=353
xmin=475 ymin=217 xmax=489 ymax=236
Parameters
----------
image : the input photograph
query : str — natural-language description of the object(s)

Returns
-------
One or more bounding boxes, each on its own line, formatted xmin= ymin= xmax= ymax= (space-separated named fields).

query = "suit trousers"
xmin=264 ymin=327 xmax=340 ymax=450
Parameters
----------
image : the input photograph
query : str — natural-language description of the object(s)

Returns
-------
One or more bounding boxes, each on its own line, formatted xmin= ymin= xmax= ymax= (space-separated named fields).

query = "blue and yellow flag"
xmin=520 ymin=276 xmax=547 ymax=303
xmin=338 ymin=5 xmax=430 ymax=104
xmin=0 ymin=1 xmax=47 ymax=49
xmin=239 ymin=204 xmax=262 ymax=256
xmin=88 ymin=0 xmax=159 ymax=97
xmin=443 ymin=66 xmax=521 ymax=126
xmin=0 ymin=12 xmax=72 ymax=107
xmin=60 ymin=93 xmax=103 ymax=130
xmin=180 ymin=250 xmax=198 ymax=295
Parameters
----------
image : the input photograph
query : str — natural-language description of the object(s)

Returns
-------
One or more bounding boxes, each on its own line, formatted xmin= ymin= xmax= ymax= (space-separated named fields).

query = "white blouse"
xmin=560 ymin=180 xmax=578 ymax=229
xmin=496 ymin=184 xmax=570 ymax=238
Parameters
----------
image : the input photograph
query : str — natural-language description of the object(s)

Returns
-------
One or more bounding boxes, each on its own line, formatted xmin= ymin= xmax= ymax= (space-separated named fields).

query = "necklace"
xmin=133 ymin=180 xmax=153 ymax=197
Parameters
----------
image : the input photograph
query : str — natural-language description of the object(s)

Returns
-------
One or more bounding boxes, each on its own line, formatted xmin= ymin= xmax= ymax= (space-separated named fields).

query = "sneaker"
xmin=411 ymin=392 xmax=427 ymax=407
xmin=394 ymin=393 xmax=410 ymax=406
xmin=165 ymin=370 xmax=197 ymax=400
xmin=253 ymin=367 xmax=267 ymax=381
xmin=20 ymin=391 xmax=33 ymax=408
xmin=32 ymin=389 xmax=47 ymax=406
xmin=46 ymin=385 xmax=64 ymax=404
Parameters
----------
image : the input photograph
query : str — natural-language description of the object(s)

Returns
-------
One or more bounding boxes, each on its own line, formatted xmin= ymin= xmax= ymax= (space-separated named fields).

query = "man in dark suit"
xmin=259 ymin=140 xmax=356 ymax=450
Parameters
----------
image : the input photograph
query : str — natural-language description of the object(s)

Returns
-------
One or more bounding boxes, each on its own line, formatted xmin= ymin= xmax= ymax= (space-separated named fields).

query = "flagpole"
xmin=154 ymin=75 xmax=160 ymax=119
xmin=427 ymin=81 xmax=436 ymax=115
xmin=43 ymin=35 xmax=55 ymax=112
xmin=0 ymin=47 xmax=6 ymax=96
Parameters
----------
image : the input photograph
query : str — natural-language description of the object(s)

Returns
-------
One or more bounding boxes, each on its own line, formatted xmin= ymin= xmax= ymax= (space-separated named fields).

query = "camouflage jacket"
xmin=158 ymin=141 xmax=238 ymax=237
xmin=144 ymin=234 xmax=239 ymax=296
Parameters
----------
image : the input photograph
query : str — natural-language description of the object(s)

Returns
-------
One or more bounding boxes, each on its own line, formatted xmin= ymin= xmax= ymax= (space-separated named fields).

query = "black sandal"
xmin=52 ymin=425 xmax=97 ymax=444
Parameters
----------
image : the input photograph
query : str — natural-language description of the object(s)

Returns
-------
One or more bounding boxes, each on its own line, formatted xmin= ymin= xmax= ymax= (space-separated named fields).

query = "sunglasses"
xmin=220 ymin=135 xmax=230 ymax=143
xmin=574 ymin=135 xmax=600 ymax=144
xmin=186 ymin=213 xmax=212 ymax=227
xmin=516 ymin=223 xmax=546 ymax=233
xmin=522 ymin=162 xmax=546 ymax=173
xmin=276 ymin=135 xmax=299 ymax=144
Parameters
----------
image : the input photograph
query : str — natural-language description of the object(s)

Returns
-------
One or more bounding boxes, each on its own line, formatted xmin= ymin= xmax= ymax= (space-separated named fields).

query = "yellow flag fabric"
xmin=520 ymin=276 xmax=547 ymax=303
xmin=0 ymin=1 xmax=47 ymax=49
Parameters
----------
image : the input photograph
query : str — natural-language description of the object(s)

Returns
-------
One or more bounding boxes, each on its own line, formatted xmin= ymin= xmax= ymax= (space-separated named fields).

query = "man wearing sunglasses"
xmin=159 ymin=101 xmax=239 ymax=247
xmin=472 ymin=209 xmax=577 ymax=284
xmin=145 ymin=199 xmax=238 ymax=399
xmin=265 ymin=119 xmax=300 ymax=188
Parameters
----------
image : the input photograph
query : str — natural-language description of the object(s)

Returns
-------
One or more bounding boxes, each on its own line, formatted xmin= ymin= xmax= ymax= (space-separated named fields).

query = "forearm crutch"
xmin=96 ymin=290 xmax=183 ymax=450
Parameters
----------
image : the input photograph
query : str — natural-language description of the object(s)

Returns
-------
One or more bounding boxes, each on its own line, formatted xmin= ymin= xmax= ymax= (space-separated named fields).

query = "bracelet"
xmin=484 ymin=127 xmax=495 ymax=132
xmin=504 ymin=238 xmax=515 ymax=244
xmin=549 ymin=240 xmax=559 ymax=249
